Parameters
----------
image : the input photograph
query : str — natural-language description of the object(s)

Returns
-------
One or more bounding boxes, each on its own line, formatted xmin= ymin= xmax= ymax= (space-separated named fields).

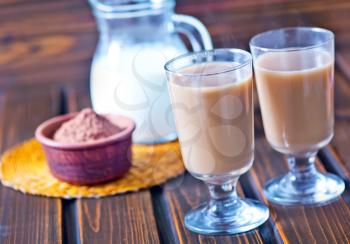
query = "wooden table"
xmin=1 ymin=0 xmax=350 ymax=243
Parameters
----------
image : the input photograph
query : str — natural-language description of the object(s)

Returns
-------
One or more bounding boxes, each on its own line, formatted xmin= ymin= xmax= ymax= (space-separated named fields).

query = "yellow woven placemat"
xmin=0 ymin=139 xmax=185 ymax=198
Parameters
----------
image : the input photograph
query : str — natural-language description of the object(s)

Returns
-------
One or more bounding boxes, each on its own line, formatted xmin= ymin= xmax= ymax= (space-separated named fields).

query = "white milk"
xmin=91 ymin=42 xmax=185 ymax=143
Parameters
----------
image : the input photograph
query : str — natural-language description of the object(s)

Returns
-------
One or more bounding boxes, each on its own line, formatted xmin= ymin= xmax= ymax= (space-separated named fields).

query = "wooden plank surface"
xmin=0 ymin=85 xmax=62 ymax=244
xmin=77 ymin=192 xmax=160 ymax=244
xmin=176 ymin=0 xmax=350 ymax=49
xmin=0 ymin=0 xmax=96 ymax=89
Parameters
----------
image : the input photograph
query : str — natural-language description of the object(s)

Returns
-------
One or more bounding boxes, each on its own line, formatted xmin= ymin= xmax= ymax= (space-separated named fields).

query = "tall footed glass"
xmin=250 ymin=27 xmax=345 ymax=205
xmin=165 ymin=49 xmax=269 ymax=235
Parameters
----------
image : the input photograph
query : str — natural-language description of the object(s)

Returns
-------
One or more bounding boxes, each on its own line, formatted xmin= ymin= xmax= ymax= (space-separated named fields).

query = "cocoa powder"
xmin=53 ymin=108 xmax=122 ymax=143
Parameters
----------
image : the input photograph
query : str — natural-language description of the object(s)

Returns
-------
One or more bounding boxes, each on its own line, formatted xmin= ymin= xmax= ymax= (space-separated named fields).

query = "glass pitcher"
xmin=89 ymin=0 xmax=213 ymax=144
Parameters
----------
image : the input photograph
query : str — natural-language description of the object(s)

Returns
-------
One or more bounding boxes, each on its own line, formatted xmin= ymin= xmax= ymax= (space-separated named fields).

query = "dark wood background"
xmin=1 ymin=0 xmax=350 ymax=243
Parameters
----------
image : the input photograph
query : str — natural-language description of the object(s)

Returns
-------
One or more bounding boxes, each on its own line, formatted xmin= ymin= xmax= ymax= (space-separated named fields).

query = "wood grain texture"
xmin=176 ymin=0 xmax=350 ymax=49
xmin=65 ymin=85 xmax=160 ymax=244
xmin=77 ymin=192 xmax=160 ymax=244
xmin=64 ymin=83 xmax=91 ymax=113
xmin=0 ymin=85 xmax=62 ymax=244
xmin=336 ymin=51 xmax=350 ymax=85
xmin=0 ymin=0 xmax=96 ymax=88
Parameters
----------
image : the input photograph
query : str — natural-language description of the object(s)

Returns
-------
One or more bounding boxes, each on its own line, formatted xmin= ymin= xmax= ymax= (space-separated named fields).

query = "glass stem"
xmin=206 ymin=177 xmax=241 ymax=218
xmin=287 ymin=154 xmax=319 ymax=189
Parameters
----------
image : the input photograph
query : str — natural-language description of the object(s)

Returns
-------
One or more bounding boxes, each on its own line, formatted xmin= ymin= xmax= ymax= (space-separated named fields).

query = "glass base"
xmin=264 ymin=172 xmax=345 ymax=205
xmin=184 ymin=198 xmax=269 ymax=235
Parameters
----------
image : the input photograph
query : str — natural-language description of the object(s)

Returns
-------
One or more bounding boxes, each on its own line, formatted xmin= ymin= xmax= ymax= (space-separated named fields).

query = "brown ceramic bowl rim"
xmin=35 ymin=112 xmax=135 ymax=150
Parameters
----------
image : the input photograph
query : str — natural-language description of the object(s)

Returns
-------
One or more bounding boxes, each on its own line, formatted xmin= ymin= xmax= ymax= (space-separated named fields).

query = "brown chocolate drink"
xmin=254 ymin=49 xmax=334 ymax=155
xmin=169 ymin=62 xmax=253 ymax=175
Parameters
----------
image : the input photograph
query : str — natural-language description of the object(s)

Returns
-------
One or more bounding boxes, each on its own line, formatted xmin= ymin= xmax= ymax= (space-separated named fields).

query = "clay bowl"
xmin=35 ymin=112 xmax=135 ymax=185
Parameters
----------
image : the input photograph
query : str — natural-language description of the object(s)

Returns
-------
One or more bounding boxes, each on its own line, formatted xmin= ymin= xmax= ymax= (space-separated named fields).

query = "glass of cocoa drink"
xmin=250 ymin=27 xmax=345 ymax=205
xmin=164 ymin=49 xmax=269 ymax=235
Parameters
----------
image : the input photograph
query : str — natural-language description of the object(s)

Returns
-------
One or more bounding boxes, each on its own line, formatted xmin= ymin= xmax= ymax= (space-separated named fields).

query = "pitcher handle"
xmin=172 ymin=14 xmax=213 ymax=51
